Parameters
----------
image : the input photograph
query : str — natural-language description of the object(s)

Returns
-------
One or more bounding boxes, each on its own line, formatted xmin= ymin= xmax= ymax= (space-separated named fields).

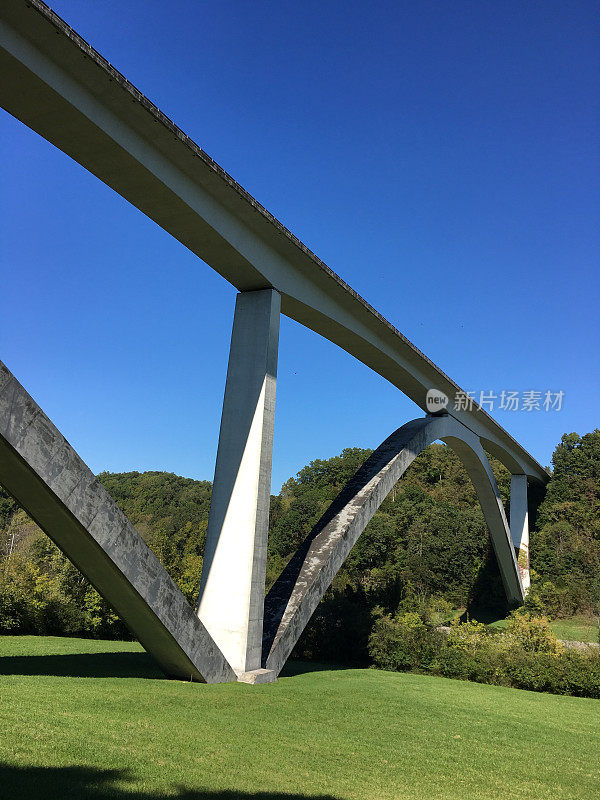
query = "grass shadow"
xmin=280 ymin=659 xmax=356 ymax=678
xmin=0 ymin=763 xmax=343 ymax=800
xmin=0 ymin=647 xmax=355 ymax=681
xmin=0 ymin=651 xmax=164 ymax=679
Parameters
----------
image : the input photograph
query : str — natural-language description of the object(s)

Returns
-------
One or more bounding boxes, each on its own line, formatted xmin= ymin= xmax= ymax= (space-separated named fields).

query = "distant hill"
xmin=0 ymin=430 xmax=598 ymax=664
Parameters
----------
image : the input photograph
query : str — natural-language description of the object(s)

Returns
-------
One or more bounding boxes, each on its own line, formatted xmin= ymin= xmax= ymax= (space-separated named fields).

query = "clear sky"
xmin=1 ymin=0 xmax=598 ymax=490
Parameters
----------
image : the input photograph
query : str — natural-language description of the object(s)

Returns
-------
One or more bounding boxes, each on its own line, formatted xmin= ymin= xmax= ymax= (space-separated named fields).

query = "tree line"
xmin=0 ymin=428 xmax=598 ymax=671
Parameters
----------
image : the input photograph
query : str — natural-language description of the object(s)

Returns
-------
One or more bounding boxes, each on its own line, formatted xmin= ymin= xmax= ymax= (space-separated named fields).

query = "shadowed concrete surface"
xmin=0 ymin=360 xmax=235 ymax=683
xmin=263 ymin=416 xmax=522 ymax=675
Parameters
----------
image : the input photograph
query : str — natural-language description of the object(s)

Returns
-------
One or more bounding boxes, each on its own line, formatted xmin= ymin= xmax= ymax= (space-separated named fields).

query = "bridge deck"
xmin=0 ymin=0 xmax=548 ymax=483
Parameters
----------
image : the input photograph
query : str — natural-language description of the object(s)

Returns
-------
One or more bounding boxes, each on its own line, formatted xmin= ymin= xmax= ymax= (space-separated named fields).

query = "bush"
xmin=368 ymin=610 xmax=600 ymax=698
xmin=0 ymin=583 xmax=30 ymax=633
xmin=504 ymin=611 xmax=564 ymax=654
xmin=0 ymin=559 xmax=128 ymax=639
xmin=293 ymin=593 xmax=372 ymax=665
xmin=500 ymin=649 xmax=600 ymax=698
xmin=369 ymin=611 xmax=442 ymax=672
xmin=445 ymin=618 xmax=489 ymax=654
xmin=435 ymin=646 xmax=506 ymax=686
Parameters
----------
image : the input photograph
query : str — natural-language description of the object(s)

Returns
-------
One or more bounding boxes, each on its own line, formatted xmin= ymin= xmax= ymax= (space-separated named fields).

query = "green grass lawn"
xmin=0 ymin=636 xmax=598 ymax=800
xmin=487 ymin=615 xmax=599 ymax=643
xmin=549 ymin=616 xmax=599 ymax=644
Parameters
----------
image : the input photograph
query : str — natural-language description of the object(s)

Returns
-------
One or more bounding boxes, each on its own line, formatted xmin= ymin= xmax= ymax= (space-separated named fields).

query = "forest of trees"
xmin=0 ymin=429 xmax=598 ymax=669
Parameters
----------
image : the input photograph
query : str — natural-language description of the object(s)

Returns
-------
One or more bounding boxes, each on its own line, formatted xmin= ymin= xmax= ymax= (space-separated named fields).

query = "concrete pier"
xmin=510 ymin=474 xmax=531 ymax=593
xmin=197 ymin=289 xmax=280 ymax=676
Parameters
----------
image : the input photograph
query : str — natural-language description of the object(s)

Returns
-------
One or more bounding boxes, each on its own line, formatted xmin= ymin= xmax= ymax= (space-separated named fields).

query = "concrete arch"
xmin=262 ymin=415 xmax=523 ymax=676
xmin=0 ymin=360 xmax=236 ymax=684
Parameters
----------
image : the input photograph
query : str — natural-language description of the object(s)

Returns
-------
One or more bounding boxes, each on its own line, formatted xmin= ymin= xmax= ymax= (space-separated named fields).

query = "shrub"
xmin=0 ymin=582 xmax=30 ymax=633
xmin=369 ymin=610 xmax=600 ymax=698
xmin=434 ymin=646 xmax=506 ymax=687
xmin=445 ymin=618 xmax=489 ymax=655
xmin=504 ymin=611 xmax=563 ymax=654
xmin=500 ymin=649 xmax=600 ymax=698
xmin=369 ymin=611 xmax=442 ymax=672
xmin=294 ymin=593 xmax=372 ymax=665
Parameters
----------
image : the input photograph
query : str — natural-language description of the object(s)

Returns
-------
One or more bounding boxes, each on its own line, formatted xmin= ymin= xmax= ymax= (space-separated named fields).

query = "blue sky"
xmin=1 ymin=0 xmax=598 ymax=490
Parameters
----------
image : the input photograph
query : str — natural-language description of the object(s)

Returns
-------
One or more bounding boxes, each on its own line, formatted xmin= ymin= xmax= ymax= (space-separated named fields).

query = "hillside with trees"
xmin=0 ymin=429 xmax=598 ymax=668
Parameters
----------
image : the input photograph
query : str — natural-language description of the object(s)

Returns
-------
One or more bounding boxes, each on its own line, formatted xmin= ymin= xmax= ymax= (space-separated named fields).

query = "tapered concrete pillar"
xmin=197 ymin=289 xmax=280 ymax=676
xmin=510 ymin=474 xmax=530 ymax=593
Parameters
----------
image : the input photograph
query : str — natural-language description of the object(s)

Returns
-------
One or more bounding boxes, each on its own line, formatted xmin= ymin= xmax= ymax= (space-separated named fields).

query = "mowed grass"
xmin=550 ymin=616 xmax=599 ymax=644
xmin=488 ymin=615 xmax=600 ymax=643
xmin=0 ymin=637 xmax=598 ymax=800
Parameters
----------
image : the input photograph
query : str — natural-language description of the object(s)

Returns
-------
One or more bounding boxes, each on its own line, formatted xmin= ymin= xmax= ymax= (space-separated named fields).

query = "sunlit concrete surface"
xmin=197 ymin=290 xmax=280 ymax=675
xmin=510 ymin=474 xmax=531 ymax=592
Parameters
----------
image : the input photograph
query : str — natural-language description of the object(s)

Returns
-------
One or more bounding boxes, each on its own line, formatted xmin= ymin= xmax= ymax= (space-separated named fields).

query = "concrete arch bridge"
xmin=0 ymin=0 xmax=548 ymax=683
